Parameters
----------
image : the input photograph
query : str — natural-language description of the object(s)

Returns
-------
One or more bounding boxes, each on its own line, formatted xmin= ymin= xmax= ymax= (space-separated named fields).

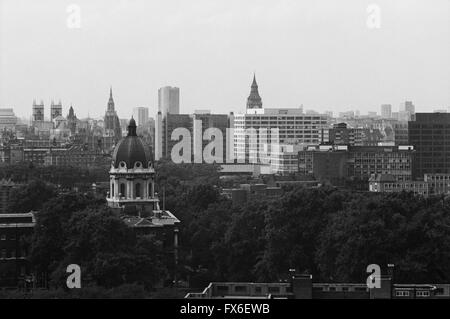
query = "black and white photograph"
xmin=0 ymin=0 xmax=449 ymax=311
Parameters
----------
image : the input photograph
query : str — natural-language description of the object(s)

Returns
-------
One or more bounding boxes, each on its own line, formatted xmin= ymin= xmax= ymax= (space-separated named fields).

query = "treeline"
xmin=2 ymin=161 xmax=450 ymax=298
xmin=153 ymin=162 xmax=450 ymax=287
xmin=178 ymin=186 xmax=450 ymax=287
xmin=0 ymin=163 xmax=109 ymax=188
xmin=6 ymin=183 xmax=171 ymax=297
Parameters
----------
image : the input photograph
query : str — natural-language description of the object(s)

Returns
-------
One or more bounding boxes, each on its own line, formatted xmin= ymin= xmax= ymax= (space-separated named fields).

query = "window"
xmin=135 ymin=183 xmax=141 ymax=198
xmin=1 ymin=249 xmax=6 ymax=259
xmin=268 ymin=286 xmax=280 ymax=293
xmin=216 ymin=285 xmax=229 ymax=293
xmin=0 ymin=234 xmax=6 ymax=241
xmin=235 ymin=286 xmax=247 ymax=293
xmin=111 ymin=183 xmax=115 ymax=197
xmin=120 ymin=183 xmax=126 ymax=197
xmin=416 ymin=291 xmax=430 ymax=297
xmin=395 ymin=290 xmax=410 ymax=297
xmin=435 ymin=288 xmax=444 ymax=295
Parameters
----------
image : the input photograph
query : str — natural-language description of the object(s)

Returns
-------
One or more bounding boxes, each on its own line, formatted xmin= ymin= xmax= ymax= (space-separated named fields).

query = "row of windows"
xmin=216 ymin=285 xmax=288 ymax=294
xmin=0 ymin=234 xmax=17 ymax=241
xmin=0 ymin=248 xmax=27 ymax=259
xmin=234 ymin=116 xmax=327 ymax=121
xmin=381 ymin=183 xmax=428 ymax=189
xmin=395 ymin=290 xmax=430 ymax=297
xmin=111 ymin=182 xmax=152 ymax=198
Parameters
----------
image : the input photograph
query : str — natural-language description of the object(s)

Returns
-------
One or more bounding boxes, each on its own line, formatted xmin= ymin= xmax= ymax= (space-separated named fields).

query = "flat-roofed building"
xmin=369 ymin=174 xmax=429 ymax=196
xmin=234 ymin=107 xmax=330 ymax=164
xmin=0 ymin=108 xmax=17 ymax=131
xmin=424 ymin=174 xmax=450 ymax=195
xmin=0 ymin=212 xmax=36 ymax=288
xmin=408 ymin=113 xmax=450 ymax=179
xmin=185 ymin=274 xmax=446 ymax=299
xmin=298 ymin=145 xmax=414 ymax=182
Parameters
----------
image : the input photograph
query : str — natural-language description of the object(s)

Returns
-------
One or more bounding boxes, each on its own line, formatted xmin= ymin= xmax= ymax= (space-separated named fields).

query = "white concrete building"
xmin=233 ymin=107 xmax=330 ymax=164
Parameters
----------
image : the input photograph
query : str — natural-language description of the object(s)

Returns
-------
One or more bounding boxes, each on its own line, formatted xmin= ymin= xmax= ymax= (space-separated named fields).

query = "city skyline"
xmin=3 ymin=82 xmax=449 ymax=122
xmin=0 ymin=0 xmax=449 ymax=118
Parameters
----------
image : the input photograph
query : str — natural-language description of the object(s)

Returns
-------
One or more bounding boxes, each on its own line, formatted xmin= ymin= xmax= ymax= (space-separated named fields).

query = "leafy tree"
xmin=6 ymin=179 xmax=57 ymax=214
xmin=30 ymin=193 xmax=106 ymax=274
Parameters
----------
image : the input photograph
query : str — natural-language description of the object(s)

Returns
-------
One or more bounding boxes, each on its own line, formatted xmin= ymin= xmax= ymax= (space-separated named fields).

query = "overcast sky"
xmin=0 ymin=0 xmax=449 ymax=119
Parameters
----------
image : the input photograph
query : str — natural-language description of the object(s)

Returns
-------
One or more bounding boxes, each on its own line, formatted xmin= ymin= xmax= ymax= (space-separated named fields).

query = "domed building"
xmin=107 ymin=118 xmax=180 ymax=230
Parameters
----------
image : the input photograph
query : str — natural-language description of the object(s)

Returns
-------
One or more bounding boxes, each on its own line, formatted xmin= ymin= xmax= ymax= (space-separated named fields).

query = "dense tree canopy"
xmin=3 ymin=160 xmax=449 ymax=298
xmin=0 ymin=163 xmax=109 ymax=187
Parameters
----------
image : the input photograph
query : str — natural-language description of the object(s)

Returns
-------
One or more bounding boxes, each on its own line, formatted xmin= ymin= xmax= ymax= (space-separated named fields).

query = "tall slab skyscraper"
xmin=158 ymin=86 xmax=180 ymax=116
xmin=156 ymin=86 xmax=180 ymax=160
xmin=133 ymin=107 xmax=149 ymax=126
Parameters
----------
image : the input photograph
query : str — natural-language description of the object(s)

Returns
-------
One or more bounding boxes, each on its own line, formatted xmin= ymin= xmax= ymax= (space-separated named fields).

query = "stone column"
xmin=127 ymin=180 xmax=132 ymax=199
xmin=143 ymin=179 xmax=148 ymax=199
xmin=151 ymin=179 xmax=155 ymax=197
xmin=114 ymin=179 xmax=119 ymax=199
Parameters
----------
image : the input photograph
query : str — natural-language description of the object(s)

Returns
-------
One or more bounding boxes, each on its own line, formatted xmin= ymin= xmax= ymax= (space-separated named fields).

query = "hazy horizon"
xmin=1 ymin=0 xmax=449 ymax=119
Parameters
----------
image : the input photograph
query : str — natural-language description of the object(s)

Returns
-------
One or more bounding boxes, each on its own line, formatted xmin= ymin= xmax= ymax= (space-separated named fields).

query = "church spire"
xmin=107 ymin=86 xmax=115 ymax=111
xmin=247 ymin=73 xmax=263 ymax=109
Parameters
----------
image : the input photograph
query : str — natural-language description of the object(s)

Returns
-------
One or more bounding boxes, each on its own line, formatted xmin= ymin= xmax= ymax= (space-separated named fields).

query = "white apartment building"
xmin=232 ymin=107 xmax=330 ymax=164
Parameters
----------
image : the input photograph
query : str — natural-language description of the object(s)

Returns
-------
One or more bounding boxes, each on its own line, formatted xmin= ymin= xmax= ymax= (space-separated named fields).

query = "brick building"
xmin=0 ymin=212 xmax=36 ymax=288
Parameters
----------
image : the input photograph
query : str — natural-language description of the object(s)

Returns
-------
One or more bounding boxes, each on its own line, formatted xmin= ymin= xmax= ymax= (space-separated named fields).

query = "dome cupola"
xmin=112 ymin=117 xmax=152 ymax=169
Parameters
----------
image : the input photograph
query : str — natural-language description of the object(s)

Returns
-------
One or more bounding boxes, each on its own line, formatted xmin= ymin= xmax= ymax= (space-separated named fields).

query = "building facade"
xmin=408 ymin=113 xmax=450 ymax=179
xmin=0 ymin=109 xmax=17 ymax=131
xmin=369 ymin=174 xmax=429 ymax=196
xmin=234 ymin=108 xmax=330 ymax=163
xmin=155 ymin=111 xmax=230 ymax=163
xmin=158 ymin=86 xmax=180 ymax=117
xmin=381 ymin=104 xmax=392 ymax=119
xmin=298 ymin=145 xmax=414 ymax=182
xmin=32 ymin=100 xmax=44 ymax=122
xmin=50 ymin=101 xmax=62 ymax=121
xmin=43 ymin=145 xmax=110 ymax=168
xmin=328 ymin=123 xmax=384 ymax=146
xmin=186 ymin=273 xmax=448 ymax=299
xmin=0 ymin=212 xmax=36 ymax=288
xmin=133 ymin=107 xmax=149 ymax=127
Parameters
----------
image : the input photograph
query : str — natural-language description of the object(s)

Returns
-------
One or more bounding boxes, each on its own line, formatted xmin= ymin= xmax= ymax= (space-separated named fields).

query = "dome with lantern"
xmin=112 ymin=117 xmax=152 ymax=169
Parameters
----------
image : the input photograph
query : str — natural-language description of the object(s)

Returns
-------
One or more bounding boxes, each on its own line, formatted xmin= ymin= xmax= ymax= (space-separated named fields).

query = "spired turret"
xmin=246 ymin=73 xmax=263 ymax=109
